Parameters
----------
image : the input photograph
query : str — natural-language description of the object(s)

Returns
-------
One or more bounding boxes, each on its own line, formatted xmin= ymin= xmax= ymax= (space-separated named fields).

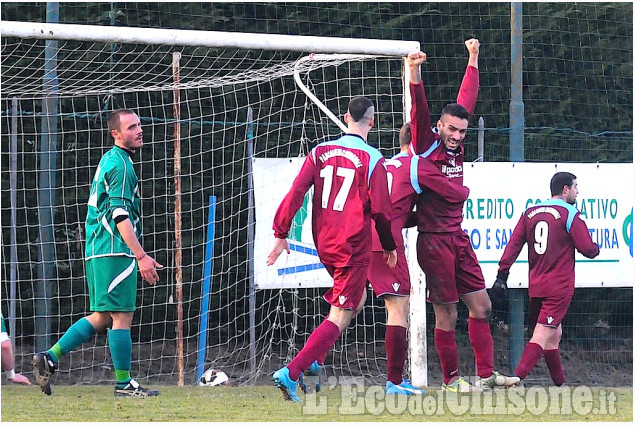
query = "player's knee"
xmin=468 ymin=297 xmax=491 ymax=320
xmin=434 ymin=305 xmax=458 ymax=329
xmin=87 ymin=312 xmax=111 ymax=330
xmin=385 ymin=295 xmax=409 ymax=312
xmin=386 ymin=303 xmax=409 ymax=327
xmin=1 ymin=340 xmax=11 ymax=354
xmin=327 ymin=307 xmax=354 ymax=332
xmin=481 ymin=294 xmax=492 ymax=318
xmin=481 ymin=305 xmax=492 ymax=319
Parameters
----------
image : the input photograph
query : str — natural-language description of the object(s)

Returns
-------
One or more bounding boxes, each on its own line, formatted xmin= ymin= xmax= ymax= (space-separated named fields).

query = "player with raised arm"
xmin=367 ymin=124 xmax=470 ymax=395
xmin=494 ymin=172 xmax=600 ymax=385
xmin=33 ymin=109 xmax=163 ymax=397
xmin=267 ymin=96 xmax=397 ymax=402
xmin=1 ymin=312 xmax=31 ymax=385
xmin=407 ymin=39 xmax=518 ymax=392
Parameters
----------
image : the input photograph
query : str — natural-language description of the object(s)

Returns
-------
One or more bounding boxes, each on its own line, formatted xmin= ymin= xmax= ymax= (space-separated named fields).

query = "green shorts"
xmin=86 ymin=256 xmax=138 ymax=312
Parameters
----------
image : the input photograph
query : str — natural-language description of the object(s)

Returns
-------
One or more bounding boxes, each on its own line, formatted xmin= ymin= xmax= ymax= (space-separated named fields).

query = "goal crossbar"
xmin=0 ymin=20 xmax=419 ymax=56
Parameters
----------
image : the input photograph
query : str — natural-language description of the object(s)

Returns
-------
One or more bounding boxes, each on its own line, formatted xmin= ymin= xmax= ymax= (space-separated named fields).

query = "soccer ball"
xmin=198 ymin=368 xmax=229 ymax=386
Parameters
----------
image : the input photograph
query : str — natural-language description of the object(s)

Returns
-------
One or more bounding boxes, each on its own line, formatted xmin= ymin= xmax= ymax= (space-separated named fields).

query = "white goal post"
xmin=0 ymin=20 xmax=419 ymax=55
xmin=1 ymin=20 xmax=428 ymax=387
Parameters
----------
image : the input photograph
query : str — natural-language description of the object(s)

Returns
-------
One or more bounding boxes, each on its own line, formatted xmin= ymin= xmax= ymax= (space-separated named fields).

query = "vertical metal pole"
xmin=510 ymin=3 xmax=525 ymax=163
xmin=403 ymin=58 xmax=427 ymax=388
xmin=196 ymin=195 xmax=216 ymax=384
xmin=477 ymin=117 xmax=485 ymax=162
xmin=476 ymin=116 xmax=486 ymax=377
xmin=509 ymin=2 xmax=526 ymax=373
xmin=103 ymin=1 xmax=116 ymax=112
xmin=476 ymin=116 xmax=485 ymax=379
xmin=35 ymin=1 xmax=59 ymax=353
xmin=246 ymin=107 xmax=257 ymax=379
xmin=9 ymin=98 xmax=19 ymax=345
xmin=172 ymin=51 xmax=184 ymax=386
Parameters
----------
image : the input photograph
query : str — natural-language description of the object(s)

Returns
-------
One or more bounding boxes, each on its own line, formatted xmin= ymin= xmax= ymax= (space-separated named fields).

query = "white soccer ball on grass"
xmin=198 ymin=368 xmax=229 ymax=386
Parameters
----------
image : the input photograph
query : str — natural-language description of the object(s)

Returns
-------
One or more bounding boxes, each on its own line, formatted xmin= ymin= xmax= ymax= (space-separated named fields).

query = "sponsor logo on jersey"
xmin=441 ymin=164 xmax=463 ymax=176
xmin=319 ymin=149 xmax=363 ymax=168
xmin=385 ymin=158 xmax=404 ymax=168
xmin=528 ymin=206 xmax=561 ymax=220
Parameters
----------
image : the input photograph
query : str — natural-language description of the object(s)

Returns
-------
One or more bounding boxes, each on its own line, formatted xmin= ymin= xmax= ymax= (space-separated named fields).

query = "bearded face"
xmin=437 ymin=114 xmax=468 ymax=151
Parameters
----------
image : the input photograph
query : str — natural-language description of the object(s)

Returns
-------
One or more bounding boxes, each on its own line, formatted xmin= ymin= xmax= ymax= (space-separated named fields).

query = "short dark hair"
xmin=440 ymin=103 xmax=470 ymax=121
xmin=550 ymin=172 xmax=576 ymax=196
xmin=108 ymin=109 xmax=136 ymax=134
xmin=399 ymin=122 xmax=411 ymax=148
xmin=347 ymin=96 xmax=374 ymax=123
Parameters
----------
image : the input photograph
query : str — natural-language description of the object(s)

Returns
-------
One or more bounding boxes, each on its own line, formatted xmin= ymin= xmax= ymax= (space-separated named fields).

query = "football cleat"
xmin=114 ymin=379 xmax=160 ymax=397
xmin=32 ymin=352 xmax=57 ymax=395
xmin=475 ymin=371 xmax=521 ymax=389
xmin=442 ymin=376 xmax=482 ymax=393
xmin=272 ymin=367 xmax=300 ymax=402
xmin=297 ymin=372 xmax=311 ymax=394
xmin=386 ymin=379 xmax=427 ymax=395
xmin=304 ymin=361 xmax=323 ymax=392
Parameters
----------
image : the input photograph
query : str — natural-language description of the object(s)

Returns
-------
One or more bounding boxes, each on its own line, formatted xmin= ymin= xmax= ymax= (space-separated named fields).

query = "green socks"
xmin=108 ymin=328 xmax=132 ymax=386
xmin=47 ymin=318 xmax=96 ymax=363
xmin=45 ymin=319 xmax=133 ymax=387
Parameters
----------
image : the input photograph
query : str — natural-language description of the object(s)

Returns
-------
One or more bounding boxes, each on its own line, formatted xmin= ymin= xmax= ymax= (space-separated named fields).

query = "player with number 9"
xmin=496 ymin=171 xmax=600 ymax=385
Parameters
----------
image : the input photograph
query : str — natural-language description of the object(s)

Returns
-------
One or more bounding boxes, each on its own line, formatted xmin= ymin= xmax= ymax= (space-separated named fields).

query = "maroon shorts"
xmin=367 ymin=251 xmax=410 ymax=297
xmin=529 ymin=295 xmax=572 ymax=330
xmin=322 ymin=264 xmax=368 ymax=311
xmin=416 ymin=230 xmax=486 ymax=304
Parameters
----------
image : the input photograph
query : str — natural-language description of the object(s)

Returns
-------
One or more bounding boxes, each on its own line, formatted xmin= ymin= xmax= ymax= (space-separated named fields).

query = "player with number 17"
xmin=266 ymin=96 xmax=397 ymax=402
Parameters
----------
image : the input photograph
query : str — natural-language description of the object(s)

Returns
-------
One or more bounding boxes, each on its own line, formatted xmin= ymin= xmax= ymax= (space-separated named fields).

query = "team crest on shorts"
xmin=547 ymin=316 xmax=554 ymax=324
xmin=392 ymin=282 xmax=400 ymax=292
xmin=338 ymin=295 xmax=347 ymax=305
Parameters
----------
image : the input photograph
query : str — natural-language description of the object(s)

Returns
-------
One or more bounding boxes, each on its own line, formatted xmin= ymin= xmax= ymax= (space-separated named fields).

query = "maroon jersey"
xmin=371 ymin=152 xmax=470 ymax=252
xmin=273 ymin=134 xmax=395 ymax=267
xmin=498 ymin=199 xmax=600 ymax=298
xmin=409 ymin=65 xmax=479 ymax=232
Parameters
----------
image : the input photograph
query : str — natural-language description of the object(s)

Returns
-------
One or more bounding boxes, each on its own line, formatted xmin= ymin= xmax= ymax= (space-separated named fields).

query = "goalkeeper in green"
xmin=33 ymin=109 xmax=163 ymax=397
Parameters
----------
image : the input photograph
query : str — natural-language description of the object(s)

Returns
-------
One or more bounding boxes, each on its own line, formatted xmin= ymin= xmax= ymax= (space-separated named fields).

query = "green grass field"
xmin=1 ymin=384 xmax=632 ymax=422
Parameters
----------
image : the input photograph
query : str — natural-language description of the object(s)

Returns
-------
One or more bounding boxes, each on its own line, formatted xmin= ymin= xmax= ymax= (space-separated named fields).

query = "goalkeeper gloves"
xmin=489 ymin=271 xmax=509 ymax=304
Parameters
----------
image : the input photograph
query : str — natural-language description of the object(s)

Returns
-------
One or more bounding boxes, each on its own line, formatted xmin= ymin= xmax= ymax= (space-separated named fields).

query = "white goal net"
xmin=1 ymin=22 xmax=417 ymax=385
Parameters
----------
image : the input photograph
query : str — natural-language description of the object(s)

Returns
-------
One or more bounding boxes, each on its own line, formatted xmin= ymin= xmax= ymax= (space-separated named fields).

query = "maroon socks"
xmin=544 ymin=348 xmax=565 ymax=386
xmin=287 ymin=319 xmax=340 ymax=381
xmin=385 ymin=325 xmax=408 ymax=384
xmin=435 ymin=328 xmax=459 ymax=384
xmin=468 ymin=316 xmax=494 ymax=378
xmin=514 ymin=342 xmax=544 ymax=379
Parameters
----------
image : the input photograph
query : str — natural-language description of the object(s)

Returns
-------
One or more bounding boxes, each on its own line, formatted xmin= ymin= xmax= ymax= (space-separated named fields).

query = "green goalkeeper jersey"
xmin=85 ymin=146 xmax=141 ymax=260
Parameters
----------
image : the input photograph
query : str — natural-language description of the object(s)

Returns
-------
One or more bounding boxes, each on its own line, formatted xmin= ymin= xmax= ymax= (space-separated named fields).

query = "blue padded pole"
xmin=196 ymin=195 xmax=217 ymax=383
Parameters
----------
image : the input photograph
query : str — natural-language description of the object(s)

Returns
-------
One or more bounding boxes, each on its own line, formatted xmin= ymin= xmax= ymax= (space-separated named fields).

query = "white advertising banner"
xmin=462 ymin=162 xmax=633 ymax=288
xmin=253 ymin=157 xmax=333 ymax=289
xmin=254 ymin=159 xmax=634 ymax=289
